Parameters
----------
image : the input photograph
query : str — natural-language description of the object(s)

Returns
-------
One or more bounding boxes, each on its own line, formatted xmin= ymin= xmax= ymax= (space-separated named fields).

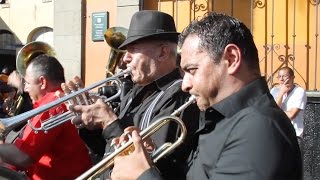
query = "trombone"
xmin=76 ymin=95 xmax=196 ymax=180
xmin=0 ymin=68 xmax=130 ymax=139
xmin=0 ymin=26 xmax=130 ymax=136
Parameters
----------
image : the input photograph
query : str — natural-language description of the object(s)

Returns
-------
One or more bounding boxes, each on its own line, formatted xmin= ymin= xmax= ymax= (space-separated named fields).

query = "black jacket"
xmin=101 ymin=68 xmax=200 ymax=179
xmin=139 ymin=77 xmax=302 ymax=180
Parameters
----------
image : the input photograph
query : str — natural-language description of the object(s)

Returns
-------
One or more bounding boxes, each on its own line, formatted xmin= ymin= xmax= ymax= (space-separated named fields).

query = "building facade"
xmin=1 ymin=0 xmax=319 ymax=90
xmin=1 ymin=0 xmax=320 ymax=179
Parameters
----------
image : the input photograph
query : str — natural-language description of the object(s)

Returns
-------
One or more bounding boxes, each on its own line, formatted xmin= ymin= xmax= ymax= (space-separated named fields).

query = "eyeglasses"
xmin=23 ymin=79 xmax=41 ymax=86
xmin=276 ymin=75 xmax=290 ymax=79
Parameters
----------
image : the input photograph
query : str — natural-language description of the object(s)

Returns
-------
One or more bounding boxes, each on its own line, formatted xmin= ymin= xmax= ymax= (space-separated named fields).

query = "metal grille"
xmin=153 ymin=0 xmax=320 ymax=91
xmin=150 ymin=1 xmax=320 ymax=179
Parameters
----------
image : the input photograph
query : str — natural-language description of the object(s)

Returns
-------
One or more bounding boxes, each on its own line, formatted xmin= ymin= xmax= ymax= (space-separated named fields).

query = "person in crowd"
xmin=3 ymin=70 xmax=33 ymax=117
xmin=270 ymin=67 xmax=307 ymax=137
xmin=0 ymin=54 xmax=92 ymax=180
xmin=0 ymin=67 xmax=15 ymax=117
xmin=65 ymin=10 xmax=199 ymax=179
xmin=109 ymin=12 xmax=303 ymax=180
xmin=1 ymin=66 xmax=11 ymax=76
xmin=2 ymin=70 xmax=34 ymax=144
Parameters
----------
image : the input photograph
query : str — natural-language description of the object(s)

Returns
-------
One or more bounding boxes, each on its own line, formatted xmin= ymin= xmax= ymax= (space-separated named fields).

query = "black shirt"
xmin=139 ymin=77 xmax=302 ymax=180
xmin=102 ymin=68 xmax=199 ymax=179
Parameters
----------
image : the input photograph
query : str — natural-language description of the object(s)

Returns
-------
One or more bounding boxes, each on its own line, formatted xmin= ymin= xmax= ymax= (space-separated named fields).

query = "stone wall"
xmin=303 ymin=92 xmax=320 ymax=180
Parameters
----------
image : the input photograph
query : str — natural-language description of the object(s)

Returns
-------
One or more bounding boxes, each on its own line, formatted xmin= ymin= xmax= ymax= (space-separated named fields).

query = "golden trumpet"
xmin=76 ymin=95 xmax=196 ymax=180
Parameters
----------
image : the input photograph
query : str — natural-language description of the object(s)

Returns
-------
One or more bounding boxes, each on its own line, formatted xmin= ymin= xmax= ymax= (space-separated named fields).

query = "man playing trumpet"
xmin=110 ymin=12 xmax=302 ymax=180
xmin=64 ymin=10 xmax=199 ymax=179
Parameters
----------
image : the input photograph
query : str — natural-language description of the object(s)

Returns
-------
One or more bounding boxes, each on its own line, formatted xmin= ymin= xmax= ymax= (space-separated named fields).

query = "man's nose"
xmin=181 ymin=75 xmax=192 ymax=93
xmin=122 ymin=52 xmax=131 ymax=64
xmin=23 ymin=86 xmax=28 ymax=92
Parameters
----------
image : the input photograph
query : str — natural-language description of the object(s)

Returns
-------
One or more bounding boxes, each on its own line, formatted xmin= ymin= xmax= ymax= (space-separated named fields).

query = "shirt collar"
xmin=209 ymin=77 xmax=269 ymax=119
xmin=152 ymin=68 xmax=182 ymax=91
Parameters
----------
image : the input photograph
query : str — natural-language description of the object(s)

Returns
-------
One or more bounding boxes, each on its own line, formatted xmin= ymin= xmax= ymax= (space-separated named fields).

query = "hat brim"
xmin=119 ymin=32 xmax=180 ymax=50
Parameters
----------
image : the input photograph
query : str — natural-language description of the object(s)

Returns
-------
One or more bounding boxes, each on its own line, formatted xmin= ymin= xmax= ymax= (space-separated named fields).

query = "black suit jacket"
xmin=102 ymin=68 xmax=200 ymax=179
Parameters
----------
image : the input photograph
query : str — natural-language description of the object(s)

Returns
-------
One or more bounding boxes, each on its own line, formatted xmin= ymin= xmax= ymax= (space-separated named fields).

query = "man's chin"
xmin=197 ymin=102 xmax=207 ymax=111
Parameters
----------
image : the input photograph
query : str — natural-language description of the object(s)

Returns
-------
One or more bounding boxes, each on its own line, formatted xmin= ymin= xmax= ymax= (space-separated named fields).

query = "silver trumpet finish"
xmin=0 ymin=68 xmax=131 ymax=139
xmin=76 ymin=95 xmax=196 ymax=180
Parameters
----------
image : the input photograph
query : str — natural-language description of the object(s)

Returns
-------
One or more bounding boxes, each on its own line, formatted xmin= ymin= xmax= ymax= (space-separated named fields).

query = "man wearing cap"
xmin=67 ymin=10 xmax=199 ymax=179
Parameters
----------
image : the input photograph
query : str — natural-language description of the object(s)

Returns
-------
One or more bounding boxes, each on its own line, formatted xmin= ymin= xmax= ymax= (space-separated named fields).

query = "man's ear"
xmin=222 ymin=44 xmax=241 ymax=75
xmin=39 ymin=76 xmax=47 ymax=89
xmin=158 ymin=44 xmax=170 ymax=62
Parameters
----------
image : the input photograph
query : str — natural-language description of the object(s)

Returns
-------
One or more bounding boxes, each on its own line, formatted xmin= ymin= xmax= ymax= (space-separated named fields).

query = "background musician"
xmin=1 ymin=70 xmax=33 ymax=144
xmin=3 ymin=70 xmax=33 ymax=117
xmin=0 ymin=67 xmax=15 ymax=118
xmin=0 ymin=54 xmax=92 ymax=180
xmin=66 ymin=10 xmax=199 ymax=179
xmin=110 ymin=12 xmax=302 ymax=180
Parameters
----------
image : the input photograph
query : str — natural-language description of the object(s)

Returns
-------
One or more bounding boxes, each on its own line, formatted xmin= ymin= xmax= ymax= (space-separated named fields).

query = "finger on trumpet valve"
xmin=74 ymin=80 xmax=91 ymax=105
xmin=120 ymin=141 xmax=127 ymax=146
xmin=110 ymin=139 xmax=119 ymax=151
xmin=74 ymin=76 xmax=85 ymax=88
xmin=125 ymin=131 xmax=134 ymax=155
xmin=125 ymin=132 xmax=132 ymax=141
xmin=66 ymin=80 xmax=84 ymax=105
xmin=61 ymin=83 xmax=72 ymax=95
xmin=74 ymin=76 xmax=94 ymax=105
xmin=61 ymin=83 xmax=75 ymax=104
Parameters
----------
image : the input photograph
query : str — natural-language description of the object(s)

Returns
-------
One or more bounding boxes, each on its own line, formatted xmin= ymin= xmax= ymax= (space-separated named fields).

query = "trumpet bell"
xmin=16 ymin=41 xmax=56 ymax=77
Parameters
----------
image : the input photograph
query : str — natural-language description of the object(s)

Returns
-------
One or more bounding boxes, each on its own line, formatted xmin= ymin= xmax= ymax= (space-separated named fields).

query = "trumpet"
xmin=76 ymin=95 xmax=196 ymax=180
xmin=28 ymin=74 xmax=126 ymax=133
xmin=0 ymin=68 xmax=131 ymax=139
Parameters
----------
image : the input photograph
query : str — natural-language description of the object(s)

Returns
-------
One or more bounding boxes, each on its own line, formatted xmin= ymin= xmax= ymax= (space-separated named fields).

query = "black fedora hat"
xmin=119 ymin=10 xmax=179 ymax=50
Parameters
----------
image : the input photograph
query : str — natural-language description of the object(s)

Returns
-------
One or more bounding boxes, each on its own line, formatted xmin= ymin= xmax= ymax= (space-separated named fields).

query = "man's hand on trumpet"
xmin=69 ymin=99 xmax=117 ymax=130
xmin=111 ymin=129 xmax=153 ymax=180
xmin=60 ymin=76 xmax=97 ymax=105
xmin=58 ymin=76 xmax=118 ymax=130
xmin=111 ymin=126 xmax=156 ymax=153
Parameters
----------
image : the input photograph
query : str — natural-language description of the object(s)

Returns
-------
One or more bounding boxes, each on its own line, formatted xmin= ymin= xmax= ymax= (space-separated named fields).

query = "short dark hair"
xmin=179 ymin=12 xmax=260 ymax=70
xmin=279 ymin=67 xmax=294 ymax=76
xmin=27 ymin=54 xmax=65 ymax=85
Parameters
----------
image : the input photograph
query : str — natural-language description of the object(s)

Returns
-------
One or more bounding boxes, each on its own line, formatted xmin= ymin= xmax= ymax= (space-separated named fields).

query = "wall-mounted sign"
xmin=92 ymin=12 xmax=109 ymax=42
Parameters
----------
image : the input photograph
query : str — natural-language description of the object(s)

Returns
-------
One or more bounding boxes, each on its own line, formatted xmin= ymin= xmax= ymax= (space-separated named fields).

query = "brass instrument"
xmin=4 ymin=92 xmax=24 ymax=117
xmin=76 ymin=95 xmax=196 ymax=180
xmin=0 ymin=33 xmax=131 ymax=135
xmin=0 ymin=68 xmax=130 ymax=139
xmin=104 ymin=27 xmax=128 ymax=77
xmin=2 ymin=41 xmax=55 ymax=117
xmin=16 ymin=41 xmax=56 ymax=77
xmin=0 ymin=40 xmax=130 ymax=136
xmin=98 ymin=27 xmax=131 ymax=109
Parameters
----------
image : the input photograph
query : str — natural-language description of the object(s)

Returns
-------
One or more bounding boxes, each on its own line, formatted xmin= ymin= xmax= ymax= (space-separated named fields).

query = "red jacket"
xmin=14 ymin=90 xmax=92 ymax=180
